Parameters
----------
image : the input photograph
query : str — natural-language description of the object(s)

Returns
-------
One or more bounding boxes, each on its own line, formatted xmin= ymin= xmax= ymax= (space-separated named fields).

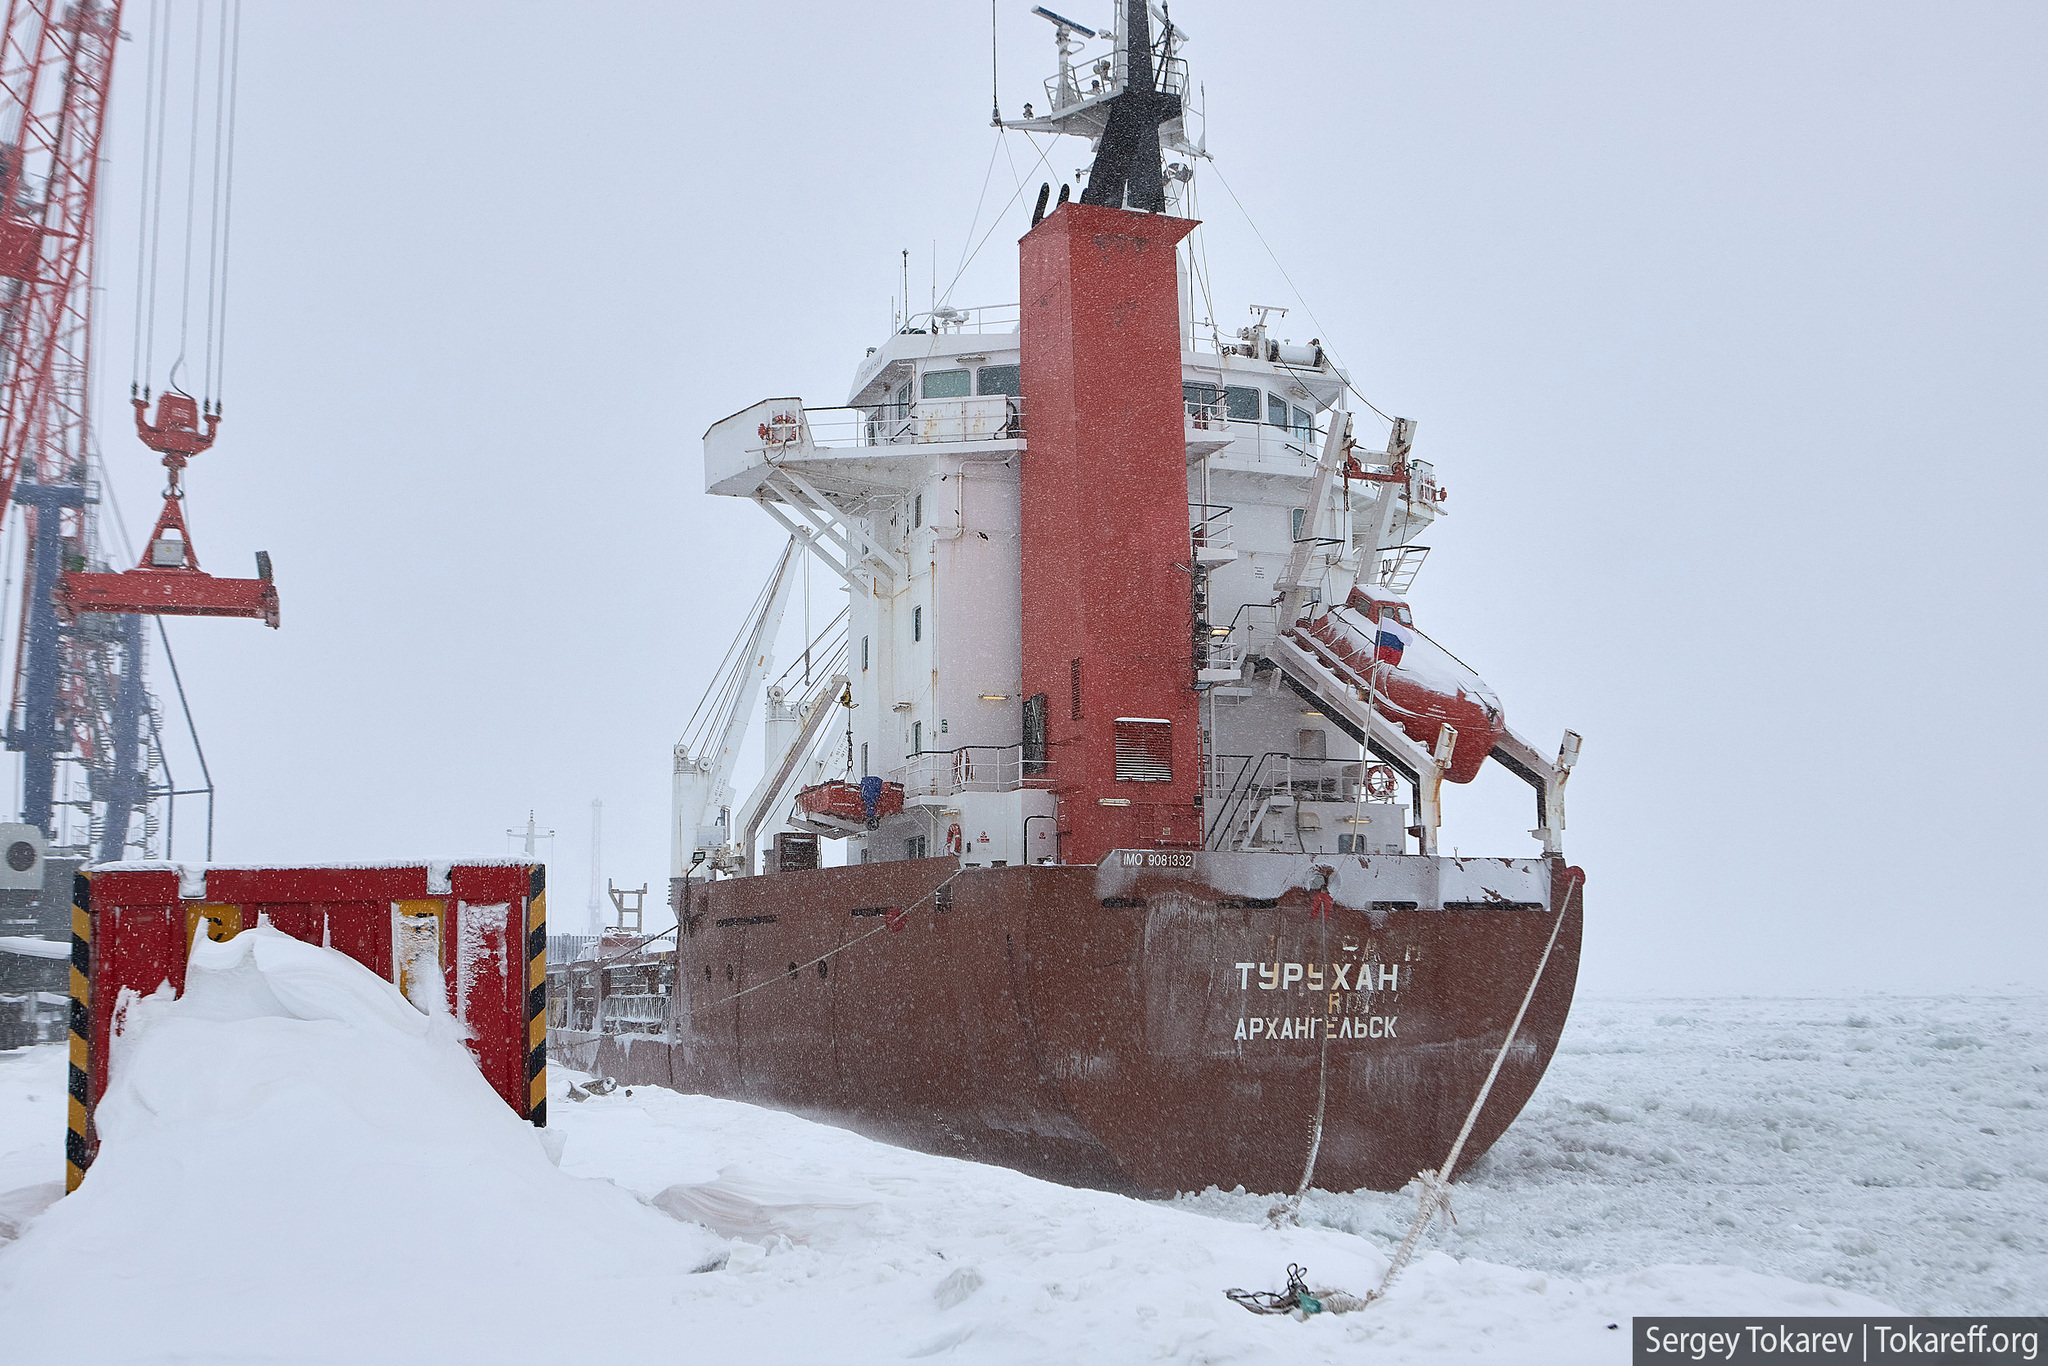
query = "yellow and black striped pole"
xmin=525 ymin=864 xmax=547 ymax=1126
xmin=65 ymin=871 xmax=92 ymax=1192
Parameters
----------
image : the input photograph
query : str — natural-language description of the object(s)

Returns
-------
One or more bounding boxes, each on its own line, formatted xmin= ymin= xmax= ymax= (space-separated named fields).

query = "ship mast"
xmin=1004 ymin=2 xmax=1204 ymax=198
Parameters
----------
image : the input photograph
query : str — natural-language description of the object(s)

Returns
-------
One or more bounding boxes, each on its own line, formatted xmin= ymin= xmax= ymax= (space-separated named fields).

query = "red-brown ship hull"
xmin=578 ymin=852 xmax=1582 ymax=1197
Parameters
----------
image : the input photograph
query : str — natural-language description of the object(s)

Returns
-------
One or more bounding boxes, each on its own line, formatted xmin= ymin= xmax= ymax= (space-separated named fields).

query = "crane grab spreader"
xmin=54 ymin=390 xmax=278 ymax=627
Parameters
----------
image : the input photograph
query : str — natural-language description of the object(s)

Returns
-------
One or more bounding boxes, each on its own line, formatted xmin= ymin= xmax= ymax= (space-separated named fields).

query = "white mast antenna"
xmin=507 ymin=810 xmax=555 ymax=859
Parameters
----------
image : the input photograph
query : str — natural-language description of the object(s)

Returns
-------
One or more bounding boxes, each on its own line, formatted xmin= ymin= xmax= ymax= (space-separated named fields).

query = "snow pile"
xmin=0 ymin=927 xmax=723 ymax=1362
xmin=0 ymin=950 xmax=1930 ymax=1363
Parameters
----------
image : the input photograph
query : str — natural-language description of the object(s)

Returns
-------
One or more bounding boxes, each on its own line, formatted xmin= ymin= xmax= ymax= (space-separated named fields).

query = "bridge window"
xmin=1225 ymin=386 xmax=1260 ymax=422
xmin=976 ymin=364 xmax=1021 ymax=396
xmin=921 ymin=368 xmax=971 ymax=399
xmin=1267 ymin=392 xmax=1287 ymax=426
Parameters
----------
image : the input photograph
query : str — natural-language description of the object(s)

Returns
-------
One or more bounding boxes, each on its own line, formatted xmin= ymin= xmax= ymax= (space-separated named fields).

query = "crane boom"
xmin=670 ymin=538 xmax=799 ymax=881
xmin=0 ymin=0 xmax=140 ymax=847
xmin=0 ymin=0 xmax=120 ymax=522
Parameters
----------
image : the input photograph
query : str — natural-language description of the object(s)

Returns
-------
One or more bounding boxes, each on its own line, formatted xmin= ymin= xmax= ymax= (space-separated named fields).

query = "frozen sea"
xmin=0 ymin=956 xmax=2041 ymax=1362
xmin=1182 ymin=993 xmax=2048 ymax=1316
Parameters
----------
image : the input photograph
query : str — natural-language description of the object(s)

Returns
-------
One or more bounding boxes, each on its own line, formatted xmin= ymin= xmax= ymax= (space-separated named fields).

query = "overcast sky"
xmin=42 ymin=1 xmax=2045 ymax=993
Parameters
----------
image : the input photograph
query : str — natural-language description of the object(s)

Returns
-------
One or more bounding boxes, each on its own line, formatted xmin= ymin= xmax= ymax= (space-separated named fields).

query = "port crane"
xmin=0 ymin=0 xmax=275 ymax=864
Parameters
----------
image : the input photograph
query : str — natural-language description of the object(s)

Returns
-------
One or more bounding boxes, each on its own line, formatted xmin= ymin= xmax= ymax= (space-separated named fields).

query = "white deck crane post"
xmin=671 ymin=539 xmax=801 ymax=892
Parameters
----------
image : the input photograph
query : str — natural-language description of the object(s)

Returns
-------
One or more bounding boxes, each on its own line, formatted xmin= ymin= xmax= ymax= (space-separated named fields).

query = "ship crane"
xmin=671 ymin=539 xmax=799 ymax=887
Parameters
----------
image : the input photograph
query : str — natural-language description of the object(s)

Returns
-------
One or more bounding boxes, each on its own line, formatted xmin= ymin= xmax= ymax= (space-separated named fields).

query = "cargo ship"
xmin=556 ymin=3 xmax=1585 ymax=1198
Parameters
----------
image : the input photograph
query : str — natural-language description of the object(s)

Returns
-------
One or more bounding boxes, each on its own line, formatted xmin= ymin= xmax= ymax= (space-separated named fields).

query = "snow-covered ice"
xmin=0 ymin=931 xmax=2036 ymax=1362
xmin=1180 ymin=995 xmax=2048 ymax=1316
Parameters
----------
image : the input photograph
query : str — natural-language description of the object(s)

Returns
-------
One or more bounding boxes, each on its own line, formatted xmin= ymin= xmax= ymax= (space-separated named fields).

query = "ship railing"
xmin=1190 ymin=501 xmax=1234 ymax=563
xmin=545 ymin=932 xmax=598 ymax=968
xmin=899 ymin=302 xmax=1021 ymax=334
xmin=803 ymin=397 xmax=1026 ymax=450
xmin=1215 ymin=600 xmax=1282 ymax=656
xmin=1198 ymin=638 xmax=1246 ymax=682
xmin=891 ymin=744 xmax=1054 ymax=798
xmin=598 ymin=993 xmax=669 ymax=1033
xmin=1183 ymin=404 xmax=1321 ymax=470
xmin=1204 ymin=752 xmax=1359 ymax=806
xmin=1159 ymin=55 xmax=1190 ymax=101
xmin=1203 ymin=752 xmax=1254 ymax=804
xmin=1204 ymin=752 xmax=1364 ymax=850
xmin=1044 ymin=52 xmax=1187 ymax=113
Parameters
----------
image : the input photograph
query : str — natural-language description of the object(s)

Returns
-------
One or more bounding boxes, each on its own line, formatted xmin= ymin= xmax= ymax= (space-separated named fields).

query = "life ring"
xmin=1364 ymin=763 xmax=1399 ymax=800
xmin=945 ymin=823 xmax=962 ymax=856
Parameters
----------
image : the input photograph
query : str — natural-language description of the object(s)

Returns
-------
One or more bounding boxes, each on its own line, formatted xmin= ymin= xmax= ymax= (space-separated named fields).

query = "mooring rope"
xmin=1273 ymin=556 xmax=1391 ymax=1228
xmin=1270 ymin=877 xmax=1333 ymax=1227
xmin=553 ymin=866 xmax=969 ymax=1080
xmin=697 ymin=866 xmax=967 ymax=1011
xmin=1358 ymin=871 xmax=1582 ymax=1307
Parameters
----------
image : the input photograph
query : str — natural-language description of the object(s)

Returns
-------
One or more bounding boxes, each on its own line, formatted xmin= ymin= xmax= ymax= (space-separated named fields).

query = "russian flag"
xmin=1374 ymin=627 xmax=1407 ymax=667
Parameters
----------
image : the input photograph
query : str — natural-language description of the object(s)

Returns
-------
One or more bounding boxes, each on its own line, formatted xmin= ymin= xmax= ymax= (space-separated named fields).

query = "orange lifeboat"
xmin=1299 ymin=584 xmax=1505 ymax=783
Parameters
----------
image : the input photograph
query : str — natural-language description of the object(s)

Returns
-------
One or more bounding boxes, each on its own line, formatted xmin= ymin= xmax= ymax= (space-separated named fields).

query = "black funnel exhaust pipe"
xmin=1077 ymin=0 xmax=1180 ymax=213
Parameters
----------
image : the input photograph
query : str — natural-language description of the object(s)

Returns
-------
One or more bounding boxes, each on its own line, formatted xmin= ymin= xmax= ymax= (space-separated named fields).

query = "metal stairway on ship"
xmin=1239 ymin=626 xmax=1579 ymax=857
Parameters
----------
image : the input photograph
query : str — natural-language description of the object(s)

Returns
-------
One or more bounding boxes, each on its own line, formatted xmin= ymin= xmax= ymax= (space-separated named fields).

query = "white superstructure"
xmin=677 ymin=11 xmax=1572 ymax=882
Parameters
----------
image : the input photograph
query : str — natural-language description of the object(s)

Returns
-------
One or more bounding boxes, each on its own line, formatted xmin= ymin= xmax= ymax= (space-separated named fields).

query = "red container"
xmin=64 ymin=861 xmax=546 ymax=1191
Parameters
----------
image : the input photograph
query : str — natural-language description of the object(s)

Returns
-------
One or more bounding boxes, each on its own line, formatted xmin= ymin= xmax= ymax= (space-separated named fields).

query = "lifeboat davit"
xmin=1297 ymin=583 xmax=1505 ymax=783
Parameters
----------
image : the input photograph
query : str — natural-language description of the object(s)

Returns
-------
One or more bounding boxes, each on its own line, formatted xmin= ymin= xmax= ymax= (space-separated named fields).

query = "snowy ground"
xmin=0 ymin=940 xmax=2037 ymax=1362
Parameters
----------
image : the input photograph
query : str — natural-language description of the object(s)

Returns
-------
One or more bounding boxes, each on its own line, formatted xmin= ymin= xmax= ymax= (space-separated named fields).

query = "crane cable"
xmin=201 ymin=0 xmax=240 ymax=404
xmin=127 ymin=0 xmax=161 ymax=395
xmin=171 ymin=0 xmax=202 ymax=385
xmin=129 ymin=0 xmax=241 ymax=410
xmin=210 ymin=0 xmax=242 ymax=407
